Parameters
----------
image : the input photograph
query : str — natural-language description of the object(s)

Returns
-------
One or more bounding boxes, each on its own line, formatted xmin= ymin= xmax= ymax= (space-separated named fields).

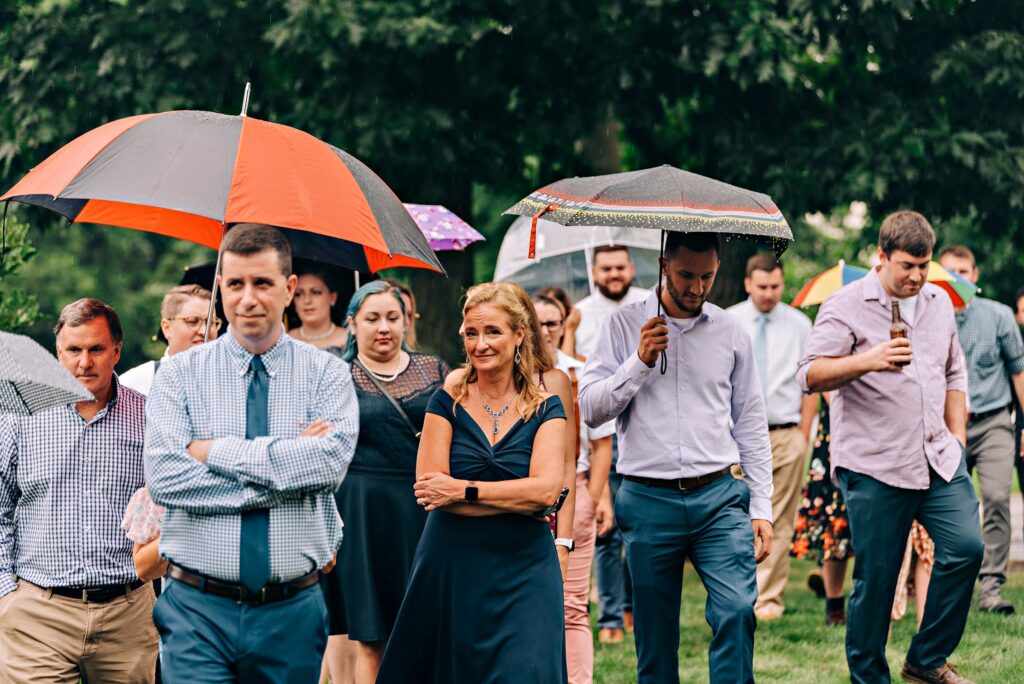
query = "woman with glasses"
xmin=120 ymin=284 xmax=220 ymax=396
xmin=534 ymin=292 xmax=615 ymax=684
xmin=288 ymin=268 xmax=348 ymax=356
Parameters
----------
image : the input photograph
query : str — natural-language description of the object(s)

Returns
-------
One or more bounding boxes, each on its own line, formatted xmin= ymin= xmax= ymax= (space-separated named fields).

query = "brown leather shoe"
xmin=623 ymin=609 xmax=634 ymax=634
xmin=598 ymin=627 xmax=624 ymax=644
xmin=807 ymin=568 xmax=826 ymax=599
xmin=900 ymin=661 xmax=975 ymax=683
xmin=825 ymin=608 xmax=846 ymax=626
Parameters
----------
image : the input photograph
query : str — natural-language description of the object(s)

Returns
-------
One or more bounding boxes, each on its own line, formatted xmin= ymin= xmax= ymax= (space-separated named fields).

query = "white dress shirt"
xmin=726 ymin=299 xmax=812 ymax=426
xmin=119 ymin=349 xmax=171 ymax=396
xmin=574 ymin=286 xmax=650 ymax=359
xmin=578 ymin=293 xmax=774 ymax=521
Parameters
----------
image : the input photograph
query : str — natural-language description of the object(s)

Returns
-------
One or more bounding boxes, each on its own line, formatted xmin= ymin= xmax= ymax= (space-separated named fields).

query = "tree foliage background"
xmin=2 ymin=0 xmax=1023 ymax=367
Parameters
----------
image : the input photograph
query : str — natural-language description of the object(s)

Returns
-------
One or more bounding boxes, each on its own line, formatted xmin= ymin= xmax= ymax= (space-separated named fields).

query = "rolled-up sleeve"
xmin=998 ymin=308 xmax=1024 ymax=376
xmin=945 ymin=319 xmax=968 ymax=393
xmin=796 ymin=299 xmax=856 ymax=393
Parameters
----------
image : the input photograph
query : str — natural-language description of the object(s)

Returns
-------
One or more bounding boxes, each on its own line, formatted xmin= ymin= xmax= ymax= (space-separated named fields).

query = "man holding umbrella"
xmin=579 ymin=231 xmax=773 ymax=684
xmin=144 ymin=224 xmax=358 ymax=682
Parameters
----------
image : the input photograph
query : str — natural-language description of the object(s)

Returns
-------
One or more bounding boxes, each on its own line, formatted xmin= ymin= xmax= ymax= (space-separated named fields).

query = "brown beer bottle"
xmin=890 ymin=301 xmax=910 ymax=367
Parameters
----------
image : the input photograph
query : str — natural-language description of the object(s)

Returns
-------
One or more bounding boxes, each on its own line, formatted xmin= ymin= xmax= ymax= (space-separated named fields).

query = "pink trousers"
xmin=564 ymin=472 xmax=597 ymax=684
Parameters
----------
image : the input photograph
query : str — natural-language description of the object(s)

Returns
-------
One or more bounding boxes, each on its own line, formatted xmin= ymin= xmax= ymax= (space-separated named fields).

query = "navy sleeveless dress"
xmin=376 ymin=389 xmax=568 ymax=684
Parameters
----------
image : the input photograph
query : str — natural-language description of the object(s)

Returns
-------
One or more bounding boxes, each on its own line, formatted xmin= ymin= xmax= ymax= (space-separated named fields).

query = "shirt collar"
xmin=862 ymin=267 xmax=936 ymax=307
xmin=64 ymin=373 xmax=121 ymax=421
xmin=643 ymin=290 xmax=714 ymax=324
xmin=744 ymin=298 xmax=777 ymax=321
xmin=222 ymin=325 xmax=291 ymax=377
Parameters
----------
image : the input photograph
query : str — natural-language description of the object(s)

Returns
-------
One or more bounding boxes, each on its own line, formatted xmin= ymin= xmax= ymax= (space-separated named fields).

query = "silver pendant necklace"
xmin=481 ymin=397 xmax=512 ymax=436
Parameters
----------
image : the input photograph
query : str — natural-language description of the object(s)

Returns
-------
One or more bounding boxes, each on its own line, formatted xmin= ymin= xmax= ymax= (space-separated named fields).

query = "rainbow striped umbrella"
xmin=792 ymin=260 xmax=979 ymax=308
xmin=791 ymin=261 xmax=870 ymax=307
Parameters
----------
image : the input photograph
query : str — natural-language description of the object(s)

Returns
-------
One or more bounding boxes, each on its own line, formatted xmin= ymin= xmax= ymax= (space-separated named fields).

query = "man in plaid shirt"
xmin=940 ymin=245 xmax=1024 ymax=615
xmin=145 ymin=224 xmax=358 ymax=683
xmin=0 ymin=299 xmax=157 ymax=684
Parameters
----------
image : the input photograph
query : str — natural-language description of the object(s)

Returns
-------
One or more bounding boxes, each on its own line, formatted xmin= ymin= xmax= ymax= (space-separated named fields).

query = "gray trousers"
xmin=966 ymin=408 xmax=1015 ymax=598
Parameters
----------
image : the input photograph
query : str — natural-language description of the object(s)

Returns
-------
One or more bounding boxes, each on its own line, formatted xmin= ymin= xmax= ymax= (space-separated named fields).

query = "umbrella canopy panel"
xmin=404 ymin=203 xmax=484 ymax=251
xmin=0 ymin=331 xmax=94 ymax=415
xmin=2 ymin=111 xmax=442 ymax=274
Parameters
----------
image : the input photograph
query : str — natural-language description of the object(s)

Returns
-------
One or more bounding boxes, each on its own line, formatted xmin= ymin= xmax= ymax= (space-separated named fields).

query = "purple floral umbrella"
xmin=403 ymin=203 xmax=485 ymax=251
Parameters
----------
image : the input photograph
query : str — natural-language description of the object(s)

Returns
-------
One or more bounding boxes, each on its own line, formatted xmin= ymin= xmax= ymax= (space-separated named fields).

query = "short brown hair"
xmin=938 ymin=244 xmax=976 ymax=268
xmin=160 ymin=284 xmax=212 ymax=320
xmin=54 ymin=298 xmax=123 ymax=345
xmin=746 ymin=252 xmax=782 ymax=277
xmin=878 ymin=211 xmax=935 ymax=258
xmin=593 ymin=245 xmax=631 ymax=262
xmin=223 ymin=223 xmax=292 ymax=277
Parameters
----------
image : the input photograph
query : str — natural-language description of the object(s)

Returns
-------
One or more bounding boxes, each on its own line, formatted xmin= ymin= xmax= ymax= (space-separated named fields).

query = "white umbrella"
xmin=494 ymin=216 xmax=662 ymax=302
xmin=0 ymin=331 xmax=94 ymax=415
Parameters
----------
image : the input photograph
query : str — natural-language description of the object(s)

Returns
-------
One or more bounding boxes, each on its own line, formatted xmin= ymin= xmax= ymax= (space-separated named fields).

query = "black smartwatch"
xmin=465 ymin=481 xmax=479 ymax=504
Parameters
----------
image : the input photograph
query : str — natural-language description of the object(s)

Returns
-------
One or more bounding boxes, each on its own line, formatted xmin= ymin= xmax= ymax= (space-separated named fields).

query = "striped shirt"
xmin=954 ymin=297 xmax=1024 ymax=414
xmin=144 ymin=327 xmax=358 ymax=584
xmin=0 ymin=378 xmax=146 ymax=597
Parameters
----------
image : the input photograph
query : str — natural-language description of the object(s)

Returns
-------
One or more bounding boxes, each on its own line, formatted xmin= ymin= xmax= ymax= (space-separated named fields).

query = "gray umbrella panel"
xmin=0 ymin=331 xmax=93 ymax=415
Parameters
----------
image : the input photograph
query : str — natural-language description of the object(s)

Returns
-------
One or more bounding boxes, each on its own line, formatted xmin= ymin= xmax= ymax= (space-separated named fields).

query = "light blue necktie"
xmin=754 ymin=313 xmax=769 ymax=395
xmin=240 ymin=355 xmax=270 ymax=592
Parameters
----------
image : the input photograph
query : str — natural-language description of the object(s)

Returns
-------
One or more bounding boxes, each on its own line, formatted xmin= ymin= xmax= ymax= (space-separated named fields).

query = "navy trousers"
xmin=594 ymin=466 xmax=633 ymax=629
xmin=153 ymin=579 xmax=329 ymax=683
xmin=837 ymin=461 xmax=983 ymax=684
xmin=616 ymin=474 xmax=757 ymax=684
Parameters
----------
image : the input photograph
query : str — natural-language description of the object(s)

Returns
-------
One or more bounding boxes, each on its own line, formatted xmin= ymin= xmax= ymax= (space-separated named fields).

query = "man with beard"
xmin=579 ymin=231 xmax=773 ymax=684
xmin=571 ymin=245 xmax=648 ymax=642
xmin=798 ymin=211 xmax=982 ymax=684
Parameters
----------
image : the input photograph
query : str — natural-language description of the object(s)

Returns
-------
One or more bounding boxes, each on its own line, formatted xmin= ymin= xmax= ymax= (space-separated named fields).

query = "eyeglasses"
xmin=539 ymin=320 xmax=563 ymax=330
xmin=167 ymin=316 xmax=223 ymax=332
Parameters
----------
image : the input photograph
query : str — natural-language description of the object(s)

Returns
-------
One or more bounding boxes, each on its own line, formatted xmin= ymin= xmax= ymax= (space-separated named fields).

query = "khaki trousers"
xmin=0 ymin=580 xmax=158 ymax=684
xmin=734 ymin=426 xmax=808 ymax=614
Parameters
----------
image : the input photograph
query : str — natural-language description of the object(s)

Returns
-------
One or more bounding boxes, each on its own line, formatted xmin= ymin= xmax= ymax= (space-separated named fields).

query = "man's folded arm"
xmin=0 ymin=418 xmax=19 ymax=596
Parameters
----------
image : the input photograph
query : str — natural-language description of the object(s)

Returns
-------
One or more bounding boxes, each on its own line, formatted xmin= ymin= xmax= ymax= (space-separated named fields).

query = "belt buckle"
xmin=677 ymin=478 xmax=692 ymax=491
xmin=260 ymin=587 xmax=267 ymax=604
xmin=81 ymin=588 xmax=89 ymax=603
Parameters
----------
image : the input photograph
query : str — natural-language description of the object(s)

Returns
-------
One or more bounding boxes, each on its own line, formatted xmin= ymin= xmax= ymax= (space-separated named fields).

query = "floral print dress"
xmin=791 ymin=402 xmax=852 ymax=564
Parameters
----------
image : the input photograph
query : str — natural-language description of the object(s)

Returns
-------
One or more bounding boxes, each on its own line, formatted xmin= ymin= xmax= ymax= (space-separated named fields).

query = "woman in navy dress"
xmin=377 ymin=282 xmax=569 ymax=684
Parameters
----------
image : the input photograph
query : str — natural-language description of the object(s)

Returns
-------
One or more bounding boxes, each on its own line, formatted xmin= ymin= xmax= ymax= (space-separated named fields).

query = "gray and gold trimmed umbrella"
xmin=505 ymin=165 xmax=793 ymax=258
xmin=0 ymin=331 xmax=93 ymax=415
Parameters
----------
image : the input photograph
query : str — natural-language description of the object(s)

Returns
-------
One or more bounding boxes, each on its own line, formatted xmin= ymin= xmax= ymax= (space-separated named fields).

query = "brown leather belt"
xmin=167 ymin=563 xmax=320 ymax=605
xmin=49 ymin=579 xmax=146 ymax=603
xmin=624 ymin=467 xmax=731 ymax=491
xmin=768 ymin=422 xmax=798 ymax=431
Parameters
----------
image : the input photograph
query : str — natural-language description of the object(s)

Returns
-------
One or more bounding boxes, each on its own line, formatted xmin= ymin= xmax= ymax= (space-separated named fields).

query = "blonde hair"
xmin=451 ymin=282 xmax=546 ymax=421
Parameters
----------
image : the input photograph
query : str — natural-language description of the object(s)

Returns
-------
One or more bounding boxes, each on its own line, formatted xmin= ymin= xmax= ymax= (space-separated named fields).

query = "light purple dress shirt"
xmin=795 ymin=268 xmax=967 ymax=489
xmin=578 ymin=292 xmax=774 ymax=521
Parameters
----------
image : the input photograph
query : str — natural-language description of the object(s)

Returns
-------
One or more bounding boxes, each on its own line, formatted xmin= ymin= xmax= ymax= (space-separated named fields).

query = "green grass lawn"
xmin=593 ymin=558 xmax=1024 ymax=683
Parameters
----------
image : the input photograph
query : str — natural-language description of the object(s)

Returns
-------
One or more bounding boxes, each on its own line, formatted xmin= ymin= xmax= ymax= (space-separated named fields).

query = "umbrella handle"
xmin=528 ymin=204 xmax=557 ymax=260
xmin=205 ymin=223 xmax=228 ymax=342
xmin=657 ymin=229 xmax=667 ymax=375
xmin=1 ymin=200 xmax=7 ymax=266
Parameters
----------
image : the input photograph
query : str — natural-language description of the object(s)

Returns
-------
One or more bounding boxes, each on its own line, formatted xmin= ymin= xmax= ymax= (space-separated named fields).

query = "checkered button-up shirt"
xmin=0 ymin=379 xmax=146 ymax=597
xmin=144 ymin=328 xmax=357 ymax=584
xmin=954 ymin=297 xmax=1024 ymax=414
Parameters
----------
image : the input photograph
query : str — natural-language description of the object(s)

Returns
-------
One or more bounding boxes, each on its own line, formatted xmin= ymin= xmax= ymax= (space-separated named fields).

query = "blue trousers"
xmin=616 ymin=475 xmax=757 ymax=684
xmin=153 ymin=579 xmax=329 ymax=684
xmin=837 ymin=462 xmax=983 ymax=684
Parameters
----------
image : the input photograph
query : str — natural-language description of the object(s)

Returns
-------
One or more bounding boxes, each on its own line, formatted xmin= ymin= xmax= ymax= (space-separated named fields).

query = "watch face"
xmin=465 ymin=485 xmax=479 ymax=502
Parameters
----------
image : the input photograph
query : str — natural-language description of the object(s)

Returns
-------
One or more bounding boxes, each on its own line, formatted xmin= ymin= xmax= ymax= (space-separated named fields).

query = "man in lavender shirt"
xmin=580 ymin=231 xmax=773 ymax=684
xmin=797 ymin=211 xmax=983 ymax=684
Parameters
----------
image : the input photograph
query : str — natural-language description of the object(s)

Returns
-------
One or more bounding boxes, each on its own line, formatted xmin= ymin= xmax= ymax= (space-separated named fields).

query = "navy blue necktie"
xmin=240 ymin=355 xmax=270 ymax=592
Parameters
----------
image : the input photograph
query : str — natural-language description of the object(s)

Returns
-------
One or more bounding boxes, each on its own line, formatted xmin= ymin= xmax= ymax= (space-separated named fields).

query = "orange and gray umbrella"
xmin=0 ymin=331 xmax=93 ymax=415
xmin=1 ymin=106 xmax=442 ymax=274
